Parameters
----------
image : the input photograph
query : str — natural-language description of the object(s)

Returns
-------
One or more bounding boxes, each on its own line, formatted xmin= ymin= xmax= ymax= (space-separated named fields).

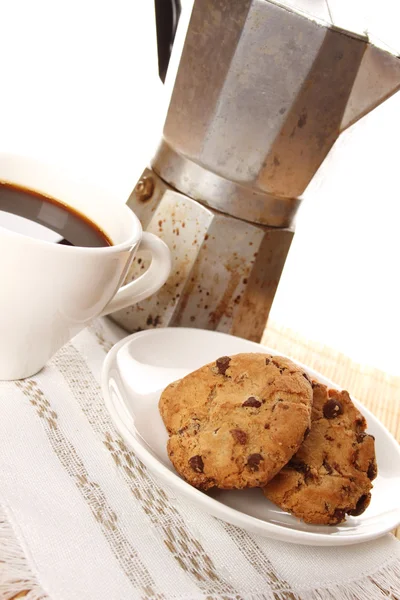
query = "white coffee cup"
xmin=0 ymin=153 xmax=171 ymax=380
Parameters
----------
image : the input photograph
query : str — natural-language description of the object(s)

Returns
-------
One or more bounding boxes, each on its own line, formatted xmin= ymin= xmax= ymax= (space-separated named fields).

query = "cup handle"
xmin=100 ymin=232 xmax=171 ymax=317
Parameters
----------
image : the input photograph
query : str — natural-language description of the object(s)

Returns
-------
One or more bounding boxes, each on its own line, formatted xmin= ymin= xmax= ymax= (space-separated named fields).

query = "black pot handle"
xmin=154 ymin=0 xmax=181 ymax=83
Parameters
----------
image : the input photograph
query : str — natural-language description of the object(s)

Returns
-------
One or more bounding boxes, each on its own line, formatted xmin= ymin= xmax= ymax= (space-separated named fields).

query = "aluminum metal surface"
xmin=152 ymin=141 xmax=301 ymax=227
xmin=153 ymin=0 xmax=400 ymax=224
xmin=113 ymin=0 xmax=400 ymax=341
xmin=111 ymin=169 xmax=293 ymax=341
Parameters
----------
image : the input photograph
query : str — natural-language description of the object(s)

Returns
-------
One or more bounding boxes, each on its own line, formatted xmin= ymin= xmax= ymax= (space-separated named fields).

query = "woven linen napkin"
xmin=0 ymin=317 xmax=399 ymax=600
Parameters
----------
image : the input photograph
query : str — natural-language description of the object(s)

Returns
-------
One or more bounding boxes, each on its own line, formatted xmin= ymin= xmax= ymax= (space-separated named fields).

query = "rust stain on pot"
xmin=208 ymin=270 xmax=241 ymax=326
xmin=175 ymin=270 xmax=197 ymax=318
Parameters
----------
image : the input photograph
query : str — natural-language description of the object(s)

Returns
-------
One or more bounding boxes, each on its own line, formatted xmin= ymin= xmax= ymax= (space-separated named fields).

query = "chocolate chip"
xmin=332 ymin=509 xmax=346 ymax=524
xmin=264 ymin=423 xmax=270 ymax=430
xmin=242 ymin=397 xmax=261 ymax=408
xmin=189 ymin=455 xmax=204 ymax=473
xmin=289 ymin=460 xmax=309 ymax=475
xmin=247 ymin=453 xmax=263 ymax=471
xmin=355 ymin=416 xmax=366 ymax=430
xmin=367 ymin=460 xmax=377 ymax=480
xmin=323 ymin=459 xmax=333 ymax=474
xmin=215 ymin=356 xmax=231 ymax=375
xmin=230 ymin=429 xmax=248 ymax=445
xmin=348 ymin=494 xmax=371 ymax=516
xmin=356 ymin=432 xmax=366 ymax=443
xmin=323 ymin=399 xmax=344 ymax=419
xmin=265 ymin=357 xmax=271 ymax=365
xmin=325 ymin=434 xmax=334 ymax=441
xmin=303 ymin=372 xmax=312 ymax=384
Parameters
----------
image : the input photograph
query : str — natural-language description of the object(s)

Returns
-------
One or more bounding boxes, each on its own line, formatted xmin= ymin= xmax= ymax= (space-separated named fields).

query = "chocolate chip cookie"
xmin=263 ymin=382 xmax=377 ymax=525
xmin=159 ymin=353 xmax=313 ymax=490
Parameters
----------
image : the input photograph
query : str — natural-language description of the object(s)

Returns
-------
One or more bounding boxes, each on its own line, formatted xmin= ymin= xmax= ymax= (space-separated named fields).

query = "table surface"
xmin=7 ymin=318 xmax=399 ymax=600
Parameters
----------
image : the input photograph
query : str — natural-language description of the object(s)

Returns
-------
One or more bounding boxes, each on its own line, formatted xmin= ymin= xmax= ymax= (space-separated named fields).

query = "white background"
xmin=0 ymin=0 xmax=399 ymax=374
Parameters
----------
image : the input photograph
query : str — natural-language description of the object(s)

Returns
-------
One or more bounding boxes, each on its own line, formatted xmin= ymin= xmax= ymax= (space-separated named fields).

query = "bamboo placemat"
xmin=262 ymin=320 xmax=400 ymax=539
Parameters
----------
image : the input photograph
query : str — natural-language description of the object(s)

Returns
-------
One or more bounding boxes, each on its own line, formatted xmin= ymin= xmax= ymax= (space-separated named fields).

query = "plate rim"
xmin=101 ymin=327 xmax=400 ymax=547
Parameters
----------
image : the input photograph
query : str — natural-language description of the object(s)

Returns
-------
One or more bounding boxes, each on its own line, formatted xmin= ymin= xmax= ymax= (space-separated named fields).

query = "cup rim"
xmin=0 ymin=154 xmax=142 ymax=253
xmin=0 ymin=198 xmax=141 ymax=254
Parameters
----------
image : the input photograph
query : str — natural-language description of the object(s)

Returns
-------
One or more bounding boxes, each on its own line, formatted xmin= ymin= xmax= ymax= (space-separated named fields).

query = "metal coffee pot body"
xmin=111 ymin=0 xmax=400 ymax=340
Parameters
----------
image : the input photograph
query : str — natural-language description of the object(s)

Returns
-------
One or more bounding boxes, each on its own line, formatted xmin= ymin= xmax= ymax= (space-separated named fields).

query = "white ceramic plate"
xmin=101 ymin=327 xmax=400 ymax=546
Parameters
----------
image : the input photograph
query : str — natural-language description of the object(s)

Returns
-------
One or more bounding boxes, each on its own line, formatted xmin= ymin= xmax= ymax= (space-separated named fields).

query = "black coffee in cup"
xmin=0 ymin=181 xmax=111 ymax=247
